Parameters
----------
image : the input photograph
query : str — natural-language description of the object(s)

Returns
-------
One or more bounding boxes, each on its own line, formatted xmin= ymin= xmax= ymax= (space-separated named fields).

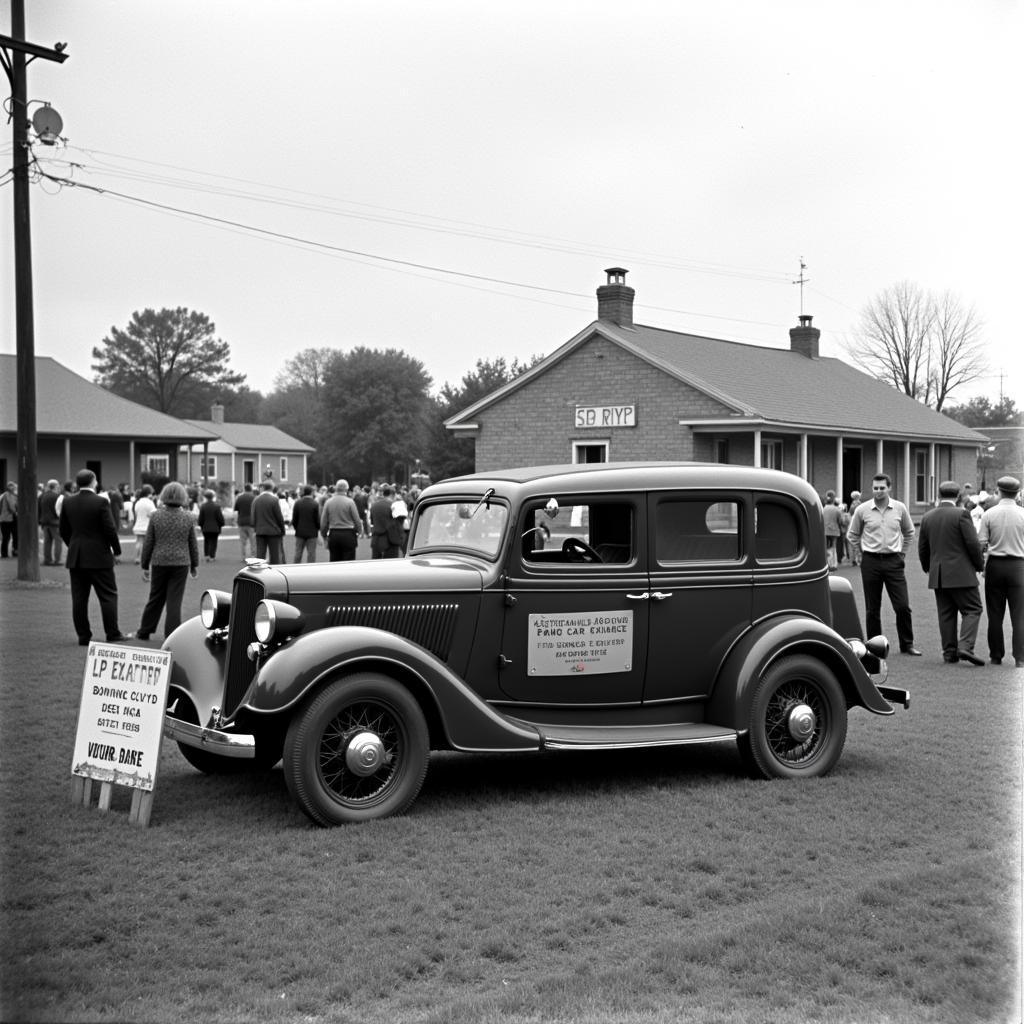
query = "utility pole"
xmin=1 ymin=2 xmax=68 ymax=581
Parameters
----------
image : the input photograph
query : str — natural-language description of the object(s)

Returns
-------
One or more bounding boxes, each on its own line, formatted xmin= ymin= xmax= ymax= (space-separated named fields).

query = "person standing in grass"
xmin=196 ymin=489 xmax=225 ymax=562
xmin=58 ymin=468 xmax=129 ymax=645
xmin=130 ymin=484 xmax=156 ymax=565
xmin=917 ymin=480 xmax=985 ymax=665
xmin=291 ymin=485 xmax=321 ymax=563
xmin=978 ymin=475 xmax=1024 ymax=667
xmin=846 ymin=473 xmax=919 ymax=655
xmin=137 ymin=481 xmax=199 ymax=642
xmin=234 ymin=482 xmax=257 ymax=560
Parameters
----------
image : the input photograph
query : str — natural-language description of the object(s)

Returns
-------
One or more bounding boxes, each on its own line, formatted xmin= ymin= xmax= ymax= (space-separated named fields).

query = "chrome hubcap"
xmin=786 ymin=702 xmax=816 ymax=742
xmin=345 ymin=731 xmax=386 ymax=776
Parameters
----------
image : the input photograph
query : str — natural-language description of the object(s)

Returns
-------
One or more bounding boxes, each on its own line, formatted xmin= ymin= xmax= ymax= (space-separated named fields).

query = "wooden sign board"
xmin=70 ymin=644 xmax=173 ymax=826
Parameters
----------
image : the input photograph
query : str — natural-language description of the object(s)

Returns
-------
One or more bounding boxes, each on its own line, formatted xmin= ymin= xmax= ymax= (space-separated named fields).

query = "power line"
xmin=35 ymin=169 xmax=795 ymax=337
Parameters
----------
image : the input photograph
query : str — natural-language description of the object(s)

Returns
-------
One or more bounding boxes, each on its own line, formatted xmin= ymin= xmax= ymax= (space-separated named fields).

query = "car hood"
xmin=247 ymin=554 xmax=490 ymax=599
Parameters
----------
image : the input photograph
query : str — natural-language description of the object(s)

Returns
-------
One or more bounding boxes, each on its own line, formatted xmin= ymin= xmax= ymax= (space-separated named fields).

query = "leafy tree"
xmin=92 ymin=308 xmax=246 ymax=417
xmin=320 ymin=347 xmax=433 ymax=482
xmin=262 ymin=348 xmax=342 ymax=483
xmin=943 ymin=395 xmax=1021 ymax=428
xmin=845 ymin=282 xmax=986 ymax=411
xmin=427 ymin=356 xmax=542 ymax=481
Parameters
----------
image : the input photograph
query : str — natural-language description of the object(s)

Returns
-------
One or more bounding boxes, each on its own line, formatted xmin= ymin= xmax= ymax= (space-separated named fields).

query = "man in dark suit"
xmin=59 ymin=468 xmax=130 ymax=645
xmin=918 ymin=480 xmax=985 ymax=665
xmin=251 ymin=480 xmax=285 ymax=564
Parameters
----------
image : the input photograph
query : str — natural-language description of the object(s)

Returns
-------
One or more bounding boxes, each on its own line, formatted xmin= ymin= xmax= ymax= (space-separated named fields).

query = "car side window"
xmin=655 ymin=498 xmax=741 ymax=564
xmin=521 ymin=500 xmax=634 ymax=566
xmin=753 ymin=498 xmax=802 ymax=562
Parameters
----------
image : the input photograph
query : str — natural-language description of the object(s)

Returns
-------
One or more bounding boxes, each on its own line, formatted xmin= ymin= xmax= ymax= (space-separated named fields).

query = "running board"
xmin=506 ymin=720 xmax=739 ymax=752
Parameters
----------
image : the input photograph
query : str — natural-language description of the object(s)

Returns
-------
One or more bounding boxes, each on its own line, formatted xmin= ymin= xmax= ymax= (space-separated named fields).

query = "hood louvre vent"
xmin=325 ymin=603 xmax=458 ymax=660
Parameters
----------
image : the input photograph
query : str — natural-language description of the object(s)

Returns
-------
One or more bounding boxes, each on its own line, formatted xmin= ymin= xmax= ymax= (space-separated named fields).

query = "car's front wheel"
xmin=283 ymin=672 xmax=429 ymax=826
xmin=739 ymin=655 xmax=848 ymax=779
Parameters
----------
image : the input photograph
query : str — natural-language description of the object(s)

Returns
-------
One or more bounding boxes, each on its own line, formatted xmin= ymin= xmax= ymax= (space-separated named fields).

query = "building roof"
xmin=0 ymin=355 xmax=219 ymax=442
xmin=447 ymin=320 xmax=988 ymax=445
xmin=183 ymin=419 xmax=314 ymax=453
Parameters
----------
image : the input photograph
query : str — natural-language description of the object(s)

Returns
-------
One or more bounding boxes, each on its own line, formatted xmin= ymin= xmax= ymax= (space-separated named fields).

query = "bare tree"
xmin=846 ymin=282 xmax=987 ymax=411
xmin=927 ymin=290 xmax=986 ymax=410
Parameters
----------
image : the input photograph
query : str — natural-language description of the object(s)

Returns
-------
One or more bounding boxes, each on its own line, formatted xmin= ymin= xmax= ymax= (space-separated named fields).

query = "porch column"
xmin=876 ymin=439 xmax=884 ymax=475
xmin=128 ymin=440 xmax=135 ymax=491
xmin=753 ymin=429 xmax=762 ymax=468
xmin=903 ymin=440 xmax=911 ymax=501
xmin=800 ymin=433 xmax=808 ymax=480
xmin=835 ymin=436 xmax=843 ymax=495
xmin=64 ymin=437 xmax=71 ymax=482
xmin=929 ymin=442 xmax=937 ymax=505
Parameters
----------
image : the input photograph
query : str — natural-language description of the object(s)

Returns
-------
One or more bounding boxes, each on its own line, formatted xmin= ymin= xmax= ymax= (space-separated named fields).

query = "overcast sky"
xmin=2 ymin=1 xmax=1021 ymax=410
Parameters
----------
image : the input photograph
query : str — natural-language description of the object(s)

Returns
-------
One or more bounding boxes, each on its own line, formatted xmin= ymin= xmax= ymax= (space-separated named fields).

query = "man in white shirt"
xmin=846 ymin=473 xmax=919 ymax=655
xmin=978 ymin=475 xmax=1024 ymax=667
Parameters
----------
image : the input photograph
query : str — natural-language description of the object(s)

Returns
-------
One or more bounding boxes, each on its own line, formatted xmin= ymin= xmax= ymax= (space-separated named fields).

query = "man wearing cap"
xmin=918 ymin=481 xmax=985 ymax=665
xmin=846 ymin=473 xmax=920 ymax=655
xmin=978 ymin=475 xmax=1024 ymax=667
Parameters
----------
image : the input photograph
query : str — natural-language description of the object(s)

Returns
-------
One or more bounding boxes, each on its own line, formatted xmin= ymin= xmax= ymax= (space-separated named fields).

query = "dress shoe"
xmin=957 ymin=650 xmax=985 ymax=667
xmin=990 ymin=657 xmax=1002 ymax=665
xmin=900 ymin=647 xmax=923 ymax=656
xmin=78 ymin=638 xmax=91 ymax=647
xmin=942 ymin=655 xmax=959 ymax=663
xmin=1016 ymin=660 xmax=1024 ymax=669
xmin=106 ymin=633 xmax=134 ymax=642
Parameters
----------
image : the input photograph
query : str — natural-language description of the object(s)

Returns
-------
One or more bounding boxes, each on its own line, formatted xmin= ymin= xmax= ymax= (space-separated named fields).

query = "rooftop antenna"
xmin=792 ymin=258 xmax=809 ymax=316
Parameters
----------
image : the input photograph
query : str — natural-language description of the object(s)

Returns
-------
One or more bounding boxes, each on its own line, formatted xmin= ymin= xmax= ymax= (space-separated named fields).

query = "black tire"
xmin=739 ymin=655 xmax=848 ymax=779
xmin=283 ymin=672 xmax=429 ymax=826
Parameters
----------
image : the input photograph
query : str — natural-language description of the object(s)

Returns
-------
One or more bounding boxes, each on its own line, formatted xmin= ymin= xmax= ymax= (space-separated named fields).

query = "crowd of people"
xmin=4 ymin=468 xmax=1022 ymax=664
xmin=836 ymin=473 xmax=1024 ymax=669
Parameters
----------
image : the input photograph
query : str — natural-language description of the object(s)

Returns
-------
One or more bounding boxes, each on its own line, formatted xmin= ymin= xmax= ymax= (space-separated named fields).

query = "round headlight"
xmin=253 ymin=601 xmax=276 ymax=643
xmin=200 ymin=589 xmax=232 ymax=629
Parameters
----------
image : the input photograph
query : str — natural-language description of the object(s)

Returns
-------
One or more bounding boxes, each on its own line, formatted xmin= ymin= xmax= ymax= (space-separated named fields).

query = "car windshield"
xmin=409 ymin=498 xmax=509 ymax=558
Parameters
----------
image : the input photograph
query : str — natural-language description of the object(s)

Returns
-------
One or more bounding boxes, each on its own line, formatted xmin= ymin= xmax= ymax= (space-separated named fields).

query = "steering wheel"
xmin=562 ymin=537 xmax=601 ymax=563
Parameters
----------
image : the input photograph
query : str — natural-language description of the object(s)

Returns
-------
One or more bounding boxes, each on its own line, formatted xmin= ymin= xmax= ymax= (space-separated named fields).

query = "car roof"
xmin=423 ymin=462 xmax=823 ymax=507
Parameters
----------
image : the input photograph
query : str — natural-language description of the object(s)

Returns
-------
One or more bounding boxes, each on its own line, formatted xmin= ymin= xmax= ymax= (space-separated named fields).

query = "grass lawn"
xmin=1 ymin=539 xmax=1020 ymax=1023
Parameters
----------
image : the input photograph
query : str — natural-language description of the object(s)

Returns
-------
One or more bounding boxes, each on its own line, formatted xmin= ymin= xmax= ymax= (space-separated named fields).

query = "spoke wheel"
xmin=284 ymin=673 xmax=429 ymax=826
xmin=739 ymin=655 xmax=847 ymax=779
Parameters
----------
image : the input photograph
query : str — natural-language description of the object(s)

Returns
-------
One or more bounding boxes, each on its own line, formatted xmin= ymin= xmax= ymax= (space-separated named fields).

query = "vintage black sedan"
xmin=164 ymin=463 xmax=908 ymax=825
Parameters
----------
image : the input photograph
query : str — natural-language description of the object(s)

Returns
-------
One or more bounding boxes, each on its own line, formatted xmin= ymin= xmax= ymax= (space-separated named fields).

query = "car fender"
xmin=706 ymin=614 xmax=894 ymax=730
xmin=162 ymin=616 xmax=227 ymax=726
xmin=246 ymin=625 xmax=541 ymax=753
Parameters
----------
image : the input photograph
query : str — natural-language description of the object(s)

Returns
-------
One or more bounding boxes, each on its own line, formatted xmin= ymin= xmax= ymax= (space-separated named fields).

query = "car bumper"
xmin=163 ymin=715 xmax=256 ymax=758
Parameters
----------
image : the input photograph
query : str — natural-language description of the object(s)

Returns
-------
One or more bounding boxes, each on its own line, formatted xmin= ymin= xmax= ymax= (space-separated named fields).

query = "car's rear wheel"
xmin=283 ymin=672 xmax=429 ymax=826
xmin=739 ymin=655 xmax=847 ymax=779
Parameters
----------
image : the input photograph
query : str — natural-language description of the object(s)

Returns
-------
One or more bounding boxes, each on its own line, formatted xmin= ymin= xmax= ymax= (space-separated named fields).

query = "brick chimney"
xmin=597 ymin=267 xmax=635 ymax=327
xmin=211 ymin=402 xmax=225 ymax=423
xmin=789 ymin=314 xmax=820 ymax=359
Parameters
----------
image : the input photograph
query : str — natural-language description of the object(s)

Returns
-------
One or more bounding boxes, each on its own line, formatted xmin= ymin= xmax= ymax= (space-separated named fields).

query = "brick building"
xmin=445 ymin=269 xmax=988 ymax=513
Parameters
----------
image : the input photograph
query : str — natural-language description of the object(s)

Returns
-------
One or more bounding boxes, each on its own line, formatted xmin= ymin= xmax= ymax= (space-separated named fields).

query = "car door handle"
xmin=626 ymin=592 xmax=650 ymax=601
xmin=650 ymin=591 xmax=673 ymax=601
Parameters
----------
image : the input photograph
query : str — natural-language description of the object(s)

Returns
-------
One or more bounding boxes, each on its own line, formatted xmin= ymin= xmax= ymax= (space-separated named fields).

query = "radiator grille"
xmin=325 ymin=602 xmax=458 ymax=661
xmin=223 ymin=577 xmax=265 ymax=716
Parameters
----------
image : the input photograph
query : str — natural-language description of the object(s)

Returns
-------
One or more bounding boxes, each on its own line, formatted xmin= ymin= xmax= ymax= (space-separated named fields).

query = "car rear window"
xmin=655 ymin=499 xmax=741 ymax=564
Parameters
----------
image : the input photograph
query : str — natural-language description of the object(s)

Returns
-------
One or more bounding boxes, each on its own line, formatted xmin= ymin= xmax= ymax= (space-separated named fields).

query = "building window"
xmin=143 ymin=454 xmax=169 ymax=476
xmin=279 ymin=457 xmax=289 ymax=480
xmin=201 ymin=456 xmax=217 ymax=479
xmin=914 ymin=450 xmax=928 ymax=503
xmin=572 ymin=441 xmax=608 ymax=464
xmin=761 ymin=440 xmax=783 ymax=470
xmin=716 ymin=439 xmax=730 ymax=464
